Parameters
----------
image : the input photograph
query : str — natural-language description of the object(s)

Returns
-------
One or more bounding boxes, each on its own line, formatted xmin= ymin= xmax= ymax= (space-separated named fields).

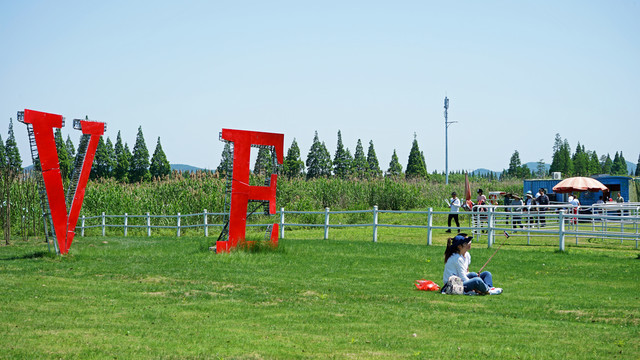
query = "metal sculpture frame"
xmin=216 ymin=128 xmax=284 ymax=253
xmin=18 ymin=109 xmax=105 ymax=254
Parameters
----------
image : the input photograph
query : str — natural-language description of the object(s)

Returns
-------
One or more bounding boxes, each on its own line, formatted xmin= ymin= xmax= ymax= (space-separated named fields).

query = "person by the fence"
xmin=446 ymin=191 xmax=461 ymax=233
xmin=442 ymin=234 xmax=501 ymax=295
xmin=524 ymin=191 xmax=534 ymax=228
xmin=569 ymin=194 xmax=580 ymax=225
xmin=476 ymin=189 xmax=488 ymax=231
xmin=504 ymin=193 xmax=513 ymax=228
xmin=536 ymin=188 xmax=549 ymax=227
xmin=511 ymin=194 xmax=523 ymax=230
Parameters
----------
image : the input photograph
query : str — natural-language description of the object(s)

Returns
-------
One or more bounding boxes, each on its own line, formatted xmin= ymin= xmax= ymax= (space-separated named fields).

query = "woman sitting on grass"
xmin=442 ymin=234 xmax=501 ymax=295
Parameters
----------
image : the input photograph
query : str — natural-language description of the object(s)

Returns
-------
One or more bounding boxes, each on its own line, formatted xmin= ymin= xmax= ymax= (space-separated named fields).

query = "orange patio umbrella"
xmin=552 ymin=177 xmax=608 ymax=193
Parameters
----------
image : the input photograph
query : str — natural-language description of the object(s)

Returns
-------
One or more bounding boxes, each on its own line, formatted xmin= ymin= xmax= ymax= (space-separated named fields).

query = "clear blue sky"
xmin=1 ymin=1 xmax=638 ymax=173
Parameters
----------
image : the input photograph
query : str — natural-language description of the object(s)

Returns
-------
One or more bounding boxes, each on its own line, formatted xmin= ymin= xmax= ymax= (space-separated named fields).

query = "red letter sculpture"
xmin=216 ymin=129 xmax=284 ymax=252
xmin=20 ymin=109 xmax=105 ymax=254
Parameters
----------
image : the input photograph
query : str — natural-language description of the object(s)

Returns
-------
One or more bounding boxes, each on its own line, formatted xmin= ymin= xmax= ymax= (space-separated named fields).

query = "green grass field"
xmin=1 ymin=228 xmax=639 ymax=359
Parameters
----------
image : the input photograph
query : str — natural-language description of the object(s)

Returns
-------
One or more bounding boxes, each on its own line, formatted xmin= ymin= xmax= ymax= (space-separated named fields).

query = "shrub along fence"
xmin=78 ymin=204 xmax=640 ymax=250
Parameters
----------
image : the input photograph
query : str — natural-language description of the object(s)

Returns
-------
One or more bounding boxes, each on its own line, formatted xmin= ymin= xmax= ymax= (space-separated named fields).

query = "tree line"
xmin=55 ymin=125 xmax=171 ymax=183
xmin=217 ymin=130 xmax=447 ymax=181
xmin=504 ymin=133 xmax=638 ymax=179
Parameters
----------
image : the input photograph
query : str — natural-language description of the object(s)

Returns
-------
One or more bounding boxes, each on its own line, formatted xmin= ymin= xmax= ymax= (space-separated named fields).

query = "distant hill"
xmin=524 ymin=162 xmax=551 ymax=173
xmin=171 ymin=164 xmax=205 ymax=173
xmin=470 ymin=168 xmax=495 ymax=177
xmin=626 ymin=161 xmax=636 ymax=175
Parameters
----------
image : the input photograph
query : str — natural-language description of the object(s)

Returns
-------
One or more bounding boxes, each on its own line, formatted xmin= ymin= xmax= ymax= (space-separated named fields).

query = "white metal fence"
xmin=78 ymin=204 xmax=640 ymax=250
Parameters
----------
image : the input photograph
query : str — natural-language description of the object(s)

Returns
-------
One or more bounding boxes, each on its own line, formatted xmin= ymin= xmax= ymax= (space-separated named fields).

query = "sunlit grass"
xmin=1 ymin=230 xmax=638 ymax=359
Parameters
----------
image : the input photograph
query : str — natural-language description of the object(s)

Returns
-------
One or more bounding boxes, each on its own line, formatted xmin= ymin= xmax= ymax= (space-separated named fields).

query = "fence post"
xmin=324 ymin=207 xmax=330 ymax=240
xmin=102 ymin=212 xmax=106 ymax=237
xmin=124 ymin=213 xmax=128 ymax=237
xmin=427 ymin=207 xmax=433 ymax=246
xmin=147 ymin=212 xmax=151 ymax=237
xmin=487 ymin=207 xmax=494 ymax=247
xmin=177 ymin=213 xmax=181 ymax=237
xmin=204 ymin=209 xmax=208 ymax=237
xmin=81 ymin=215 xmax=85 ymax=237
xmin=634 ymin=208 xmax=640 ymax=249
xmin=280 ymin=207 xmax=285 ymax=239
xmin=559 ymin=210 xmax=566 ymax=251
xmin=372 ymin=205 xmax=378 ymax=243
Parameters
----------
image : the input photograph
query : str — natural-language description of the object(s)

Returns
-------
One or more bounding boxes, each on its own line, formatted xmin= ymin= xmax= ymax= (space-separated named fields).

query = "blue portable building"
xmin=584 ymin=175 xmax=637 ymax=205
xmin=522 ymin=179 xmax=563 ymax=202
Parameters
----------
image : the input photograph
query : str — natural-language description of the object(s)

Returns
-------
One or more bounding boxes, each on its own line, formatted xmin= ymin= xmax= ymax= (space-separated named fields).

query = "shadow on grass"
xmin=0 ymin=250 xmax=57 ymax=261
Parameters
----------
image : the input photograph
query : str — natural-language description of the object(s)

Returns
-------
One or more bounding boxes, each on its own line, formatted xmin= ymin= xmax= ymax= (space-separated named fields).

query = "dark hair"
xmin=444 ymin=237 xmax=457 ymax=263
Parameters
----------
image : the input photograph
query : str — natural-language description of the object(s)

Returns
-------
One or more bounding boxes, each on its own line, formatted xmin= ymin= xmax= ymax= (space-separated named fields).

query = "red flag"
xmin=464 ymin=172 xmax=471 ymax=201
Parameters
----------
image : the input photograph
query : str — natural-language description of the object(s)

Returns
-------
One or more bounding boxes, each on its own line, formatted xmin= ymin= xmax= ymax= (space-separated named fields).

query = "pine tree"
xmin=507 ymin=150 xmax=522 ymax=178
xmin=105 ymin=137 xmax=116 ymax=177
xmin=572 ymin=142 xmax=589 ymax=176
xmin=366 ymin=140 xmax=382 ymax=178
xmin=619 ymin=151 xmax=627 ymax=175
xmin=386 ymin=149 xmax=402 ymax=177
xmin=122 ymin=143 xmax=132 ymax=182
xmin=519 ymin=164 xmax=532 ymax=179
xmin=54 ymin=129 xmax=71 ymax=181
xmin=635 ymin=153 xmax=640 ymax=177
xmin=217 ymin=142 xmax=233 ymax=178
xmin=91 ymin=137 xmax=109 ymax=179
xmin=306 ymin=131 xmax=330 ymax=179
xmin=549 ymin=133 xmax=563 ymax=174
xmin=3 ymin=119 xmax=22 ymax=244
xmin=352 ymin=139 xmax=368 ymax=178
xmin=150 ymin=137 xmax=171 ymax=178
xmin=611 ymin=152 xmax=622 ymax=175
xmin=405 ymin=134 xmax=427 ymax=178
xmin=600 ymin=154 xmax=612 ymax=174
xmin=65 ymin=135 xmax=75 ymax=161
xmin=611 ymin=151 xmax=628 ymax=175
xmin=130 ymin=126 xmax=150 ymax=182
xmin=283 ymin=138 xmax=305 ymax=178
xmin=0 ymin=135 xmax=5 ymax=168
xmin=5 ymin=119 xmax=21 ymax=175
xmin=588 ymin=151 xmax=600 ymax=175
xmin=113 ymin=131 xmax=128 ymax=182
xmin=333 ymin=130 xmax=351 ymax=179
xmin=536 ymin=159 xmax=546 ymax=178
xmin=253 ymin=147 xmax=273 ymax=176
xmin=560 ymin=140 xmax=573 ymax=176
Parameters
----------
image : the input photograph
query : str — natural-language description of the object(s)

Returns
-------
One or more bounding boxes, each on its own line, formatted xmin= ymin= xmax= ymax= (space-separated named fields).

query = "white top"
xmin=570 ymin=198 xmax=580 ymax=207
xmin=443 ymin=252 xmax=471 ymax=284
xmin=449 ymin=198 xmax=461 ymax=212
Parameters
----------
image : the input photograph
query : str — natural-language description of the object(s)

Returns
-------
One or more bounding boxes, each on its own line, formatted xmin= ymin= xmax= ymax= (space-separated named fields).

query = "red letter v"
xmin=21 ymin=109 xmax=104 ymax=254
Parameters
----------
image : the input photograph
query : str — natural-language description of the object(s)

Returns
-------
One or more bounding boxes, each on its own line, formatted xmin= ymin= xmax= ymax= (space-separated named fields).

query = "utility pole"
xmin=444 ymin=96 xmax=457 ymax=185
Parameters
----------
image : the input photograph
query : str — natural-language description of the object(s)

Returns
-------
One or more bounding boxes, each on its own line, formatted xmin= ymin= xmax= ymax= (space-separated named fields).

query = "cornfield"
xmin=3 ymin=171 xmax=523 ymax=238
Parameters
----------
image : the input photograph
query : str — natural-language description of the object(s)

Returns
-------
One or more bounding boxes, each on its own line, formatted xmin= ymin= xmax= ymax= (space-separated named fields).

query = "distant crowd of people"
xmin=445 ymin=188 xmax=627 ymax=233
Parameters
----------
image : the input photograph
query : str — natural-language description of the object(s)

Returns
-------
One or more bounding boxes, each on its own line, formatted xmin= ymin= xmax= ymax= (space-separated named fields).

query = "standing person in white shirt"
xmin=446 ymin=192 xmax=461 ymax=233
xmin=569 ymin=193 xmax=581 ymax=225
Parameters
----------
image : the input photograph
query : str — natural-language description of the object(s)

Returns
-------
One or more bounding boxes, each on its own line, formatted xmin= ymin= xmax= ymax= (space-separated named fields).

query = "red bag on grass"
xmin=415 ymin=279 xmax=440 ymax=291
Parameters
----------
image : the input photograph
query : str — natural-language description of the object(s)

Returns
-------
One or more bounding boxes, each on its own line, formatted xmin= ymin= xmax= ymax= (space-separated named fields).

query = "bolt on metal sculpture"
xmin=215 ymin=128 xmax=284 ymax=253
xmin=18 ymin=109 xmax=105 ymax=254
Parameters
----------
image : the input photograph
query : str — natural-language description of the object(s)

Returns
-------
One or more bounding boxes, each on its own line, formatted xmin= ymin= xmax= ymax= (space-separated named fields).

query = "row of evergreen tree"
xmin=503 ymin=133 xmax=639 ymax=179
xmin=548 ymin=133 xmax=634 ymax=176
xmin=54 ymin=125 xmax=170 ymax=183
xmin=217 ymin=130 xmax=430 ymax=180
